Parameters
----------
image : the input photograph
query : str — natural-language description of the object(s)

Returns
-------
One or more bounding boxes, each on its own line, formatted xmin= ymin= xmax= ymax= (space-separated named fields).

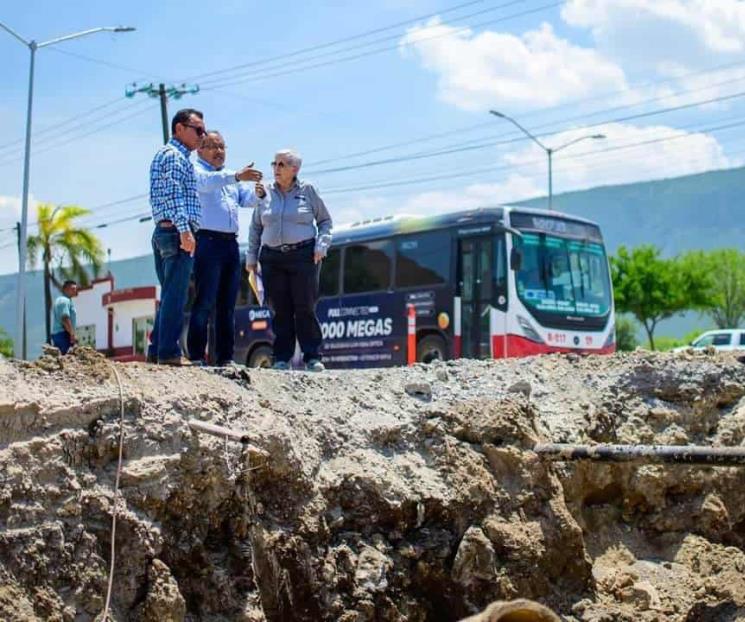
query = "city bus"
xmin=233 ymin=205 xmax=615 ymax=368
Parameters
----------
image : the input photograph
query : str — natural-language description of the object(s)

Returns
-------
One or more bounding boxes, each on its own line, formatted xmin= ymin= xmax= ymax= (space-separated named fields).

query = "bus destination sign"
xmin=510 ymin=212 xmax=603 ymax=242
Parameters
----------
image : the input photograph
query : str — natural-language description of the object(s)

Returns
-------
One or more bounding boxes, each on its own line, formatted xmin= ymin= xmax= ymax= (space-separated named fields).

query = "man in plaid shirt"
xmin=147 ymin=108 xmax=206 ymax=366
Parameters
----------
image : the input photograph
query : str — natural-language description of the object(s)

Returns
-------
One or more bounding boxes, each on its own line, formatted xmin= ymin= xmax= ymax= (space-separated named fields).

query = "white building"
xmin=73 ymin=274 xmax=159 ymax=361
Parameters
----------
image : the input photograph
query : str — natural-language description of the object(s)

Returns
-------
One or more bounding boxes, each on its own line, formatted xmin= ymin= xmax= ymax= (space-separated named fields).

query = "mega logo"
xmin=249 ymin=308 xmax=272 ymax=321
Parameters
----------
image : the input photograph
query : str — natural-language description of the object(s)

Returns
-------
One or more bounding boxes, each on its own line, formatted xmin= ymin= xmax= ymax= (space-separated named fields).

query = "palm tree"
xmin=26 ymin=203 xmax=105 ymax=343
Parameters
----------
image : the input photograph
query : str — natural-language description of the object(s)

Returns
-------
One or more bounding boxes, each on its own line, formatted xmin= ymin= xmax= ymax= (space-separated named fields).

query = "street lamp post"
xmin=0 ymin=22 xmax=135 ymax=358
xmin=489 ymin=110 xmax=605 ymax=212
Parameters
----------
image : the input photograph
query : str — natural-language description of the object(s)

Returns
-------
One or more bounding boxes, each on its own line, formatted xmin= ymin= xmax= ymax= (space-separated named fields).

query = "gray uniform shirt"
xmin=246 ymin=179 xmax=332 ymax=264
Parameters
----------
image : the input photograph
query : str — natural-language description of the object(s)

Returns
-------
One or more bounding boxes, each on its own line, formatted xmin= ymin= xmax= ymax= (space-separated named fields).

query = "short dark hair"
xmin=171 ymin=108 xmax=203 ymax=134
xmin=62 ymin=280 xmax=77 ymax=289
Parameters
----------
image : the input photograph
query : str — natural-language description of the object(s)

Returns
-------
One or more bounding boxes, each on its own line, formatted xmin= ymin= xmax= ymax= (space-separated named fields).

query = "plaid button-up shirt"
xmin=149 ymin=138 xmax=201 ymax=233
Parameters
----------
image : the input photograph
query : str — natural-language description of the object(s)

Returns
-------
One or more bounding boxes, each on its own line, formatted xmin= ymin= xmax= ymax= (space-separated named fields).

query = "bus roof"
xmin=331 ymin=204 xmax=600 ymax=245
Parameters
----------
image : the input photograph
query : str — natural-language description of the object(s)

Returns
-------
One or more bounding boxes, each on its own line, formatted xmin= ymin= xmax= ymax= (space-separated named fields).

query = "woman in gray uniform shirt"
xmin=246 ymin=148 xmax=332 ymax=371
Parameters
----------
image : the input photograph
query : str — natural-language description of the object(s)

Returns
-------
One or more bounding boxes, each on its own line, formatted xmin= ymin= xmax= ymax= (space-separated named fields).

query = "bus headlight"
xmin=517 ymin=315 xmax=544 ymax=344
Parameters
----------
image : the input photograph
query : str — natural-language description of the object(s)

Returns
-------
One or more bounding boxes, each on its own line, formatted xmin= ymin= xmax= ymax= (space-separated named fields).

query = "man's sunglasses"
xmin=271 ymin=161 xmax=289 ymax=168
xmin=182 ymin=124 xmax=206 ymax=137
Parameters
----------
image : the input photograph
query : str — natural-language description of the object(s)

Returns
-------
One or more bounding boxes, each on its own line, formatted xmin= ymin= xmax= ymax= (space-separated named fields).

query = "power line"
xmin=0 ymin=102 xmax=158 ymax=168
xmin=182 ymin=0 xmax=497 ymax=83
xmin=0 ymin=96 xmax=130 ymax=155
xmin=304 ymin=88 xmax=745 ymax=176
xmin=321 ymin=116 xmax=745 ymax=194
xmin=201 ymin=2 xmax=561 ymax=90
xmin=58 ymin=115 xmax=745 ymax=233
xmin=6 ymin=132 xmax=745 ymax=247
xmin=46 ymin=46 xmax=159 ymax=80
xmin=305 ymin=60 xmax=745 ymax=168
xmin=197 ymin=0 xmax=528 ymax=88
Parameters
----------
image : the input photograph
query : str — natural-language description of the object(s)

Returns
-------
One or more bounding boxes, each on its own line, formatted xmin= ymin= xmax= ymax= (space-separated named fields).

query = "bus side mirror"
xmin=510 ymin=247 xmax=522 ymax=272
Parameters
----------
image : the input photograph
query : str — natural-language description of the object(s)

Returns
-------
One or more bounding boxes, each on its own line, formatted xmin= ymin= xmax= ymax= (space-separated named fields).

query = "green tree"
xmin=615 ymin=315 xmax=639 ymax=351
xmin=0 ymin=327 xmax=13 ymax=358
xmin=697 ymin=249 xmax=745 ymax=328
xmin=26 ymin=203 xmax=105 ymax=343
xmin=611 ymin=245 xmax=711 ymax=350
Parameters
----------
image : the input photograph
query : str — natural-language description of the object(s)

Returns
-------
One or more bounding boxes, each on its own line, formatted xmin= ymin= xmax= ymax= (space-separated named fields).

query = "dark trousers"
xmin=260 ymin=242 xmax=322 ymax=363
xmin=51 ymin=331 xmax=72 ymax=354
xmin=148 ymin=227 xmax=194 ymax=361
xmin=187 ymin=231 xmax=241 ymax=364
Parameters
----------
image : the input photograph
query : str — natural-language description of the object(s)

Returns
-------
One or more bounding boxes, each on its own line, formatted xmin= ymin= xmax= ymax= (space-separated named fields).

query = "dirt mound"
xmin=1 ymin=348 xmax=745 ymax=621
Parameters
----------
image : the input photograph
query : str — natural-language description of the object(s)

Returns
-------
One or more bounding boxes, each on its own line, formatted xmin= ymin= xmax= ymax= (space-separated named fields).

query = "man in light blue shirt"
xmin=51 ymin=280 xmax=77 ymax=354
xmin=187 ymin=130 xmax=264 ymax=365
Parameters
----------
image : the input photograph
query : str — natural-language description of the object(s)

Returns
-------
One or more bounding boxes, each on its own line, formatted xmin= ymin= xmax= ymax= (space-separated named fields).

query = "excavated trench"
xmin=1 ymin=348 xmax=745 ymax=621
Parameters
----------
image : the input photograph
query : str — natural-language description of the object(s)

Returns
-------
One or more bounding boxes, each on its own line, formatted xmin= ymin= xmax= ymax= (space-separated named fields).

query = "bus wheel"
xmin=247 ymin=345 xmax=273 ymax=368
xmin=417 ymin=335 xmax=447 ymax=364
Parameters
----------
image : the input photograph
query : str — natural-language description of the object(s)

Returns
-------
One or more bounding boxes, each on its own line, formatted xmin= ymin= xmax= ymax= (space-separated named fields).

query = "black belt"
xmin=266 ymin=238 xmax=314 ymax=253
xmin=196 ymin=229 xmax=237 ymax=240
xmin=157 ymin=220 xmax=199 ymax=232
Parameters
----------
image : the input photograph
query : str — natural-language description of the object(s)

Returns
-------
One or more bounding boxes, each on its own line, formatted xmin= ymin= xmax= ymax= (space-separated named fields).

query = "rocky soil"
xmin=1 ymin=347 xmax=745 ymax=621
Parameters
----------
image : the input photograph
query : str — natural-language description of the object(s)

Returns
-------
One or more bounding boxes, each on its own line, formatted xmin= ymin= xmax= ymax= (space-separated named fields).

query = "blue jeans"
xmin=148 ymin=227 xmax=194 ymax=361
xmin=260 ymin=242 xmax=322 ymax=363
xmin=187 ymin=232 xmax=241 ymax=364
xmin=51 ymin=331 xmax=72 ymax=354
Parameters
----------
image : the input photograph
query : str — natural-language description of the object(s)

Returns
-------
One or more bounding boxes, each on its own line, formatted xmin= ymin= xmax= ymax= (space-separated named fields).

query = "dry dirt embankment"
xmin=1 ymin=348 xmax=745 ymax=621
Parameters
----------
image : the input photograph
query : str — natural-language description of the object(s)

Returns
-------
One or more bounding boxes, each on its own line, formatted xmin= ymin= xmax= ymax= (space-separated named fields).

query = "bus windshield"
xmin=516 ymin=232 xmax=611 ymax=318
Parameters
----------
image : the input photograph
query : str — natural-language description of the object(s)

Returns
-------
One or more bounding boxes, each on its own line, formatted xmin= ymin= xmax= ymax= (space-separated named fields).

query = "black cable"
xmin=0 ymin=96 xmax=130 ymax=155
xmin=304 ymin=88 xmax=745 ymax=176
xmin=321 ymin=116 xmax=745 ymax=194
xmin=182 ymin=0 xmax=496 ymax=82
xmin=0 ymin=103 xmax=158 ymax=168
xmin=202 ymin=2 xmax=561 ymax=90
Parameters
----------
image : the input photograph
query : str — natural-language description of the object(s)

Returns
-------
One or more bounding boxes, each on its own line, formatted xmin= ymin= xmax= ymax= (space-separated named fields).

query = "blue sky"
xmin=2 ymin=0 xmax=745 ymax=274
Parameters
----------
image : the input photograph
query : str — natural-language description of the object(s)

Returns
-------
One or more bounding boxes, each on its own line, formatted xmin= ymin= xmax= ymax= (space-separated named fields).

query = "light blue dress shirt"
xmin=194 ymin=157 xmax=260 ymax=233
xmin=246 ymin=179 xmax=333 ymax=265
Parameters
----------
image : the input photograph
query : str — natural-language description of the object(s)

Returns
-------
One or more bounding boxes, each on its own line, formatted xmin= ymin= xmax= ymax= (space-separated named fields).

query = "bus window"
xmin=320 ymin=247 xmax=341 ymax=297
xmin=395 ymin=231 xmax=450 ymax=288
xmin=343 ymin=240 xmax=393 ymax=293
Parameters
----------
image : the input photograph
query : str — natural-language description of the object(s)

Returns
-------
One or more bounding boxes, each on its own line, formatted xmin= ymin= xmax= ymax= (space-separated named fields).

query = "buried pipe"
xmin=534 ymin=443 xmax=745 ymax=466
xmin=187 ymin=419 xmax=268 ymax=458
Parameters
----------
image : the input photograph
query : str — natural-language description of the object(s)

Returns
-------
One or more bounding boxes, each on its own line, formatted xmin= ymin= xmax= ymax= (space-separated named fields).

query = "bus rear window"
xmin=343 ymin=241 xmax=393 ymax=293
xmin=396 ymin=231 xmax=450 ymax=288
xmin=319 ymin=248 xmax=341 ymax=297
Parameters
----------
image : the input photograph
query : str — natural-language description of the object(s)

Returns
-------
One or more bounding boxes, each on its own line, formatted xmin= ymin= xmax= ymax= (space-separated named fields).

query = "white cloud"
xmin=339 ymin=123 xmax=738 ymax=221
xmin=502 ymin=123 xmax=738 ymax=192
xmin=0 ymin=194 xmax=37 ymax=225
xmin=398 ymin=175 xmax=543 ymax=214
xmin=333 ymin=175 xmax=543 ymax=226
xmin=399 ymin=18 xmax=628 ymax=111
xmin=562 ymin=0 xmax=745 ymax=71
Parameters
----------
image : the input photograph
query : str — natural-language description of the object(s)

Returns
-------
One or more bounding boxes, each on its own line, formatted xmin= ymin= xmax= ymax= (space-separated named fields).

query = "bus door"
xmin=458 ymin=236 xmax=494 ymax=358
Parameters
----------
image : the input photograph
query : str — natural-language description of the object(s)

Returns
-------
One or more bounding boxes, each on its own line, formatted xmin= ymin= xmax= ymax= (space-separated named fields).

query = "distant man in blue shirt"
xmin=51 ymin=280 xmax=77 ymax=354
xmin=187 ymin=130 xmax=264 ymax=365
xmin=148 ymin=108 xmax=206 ymax=366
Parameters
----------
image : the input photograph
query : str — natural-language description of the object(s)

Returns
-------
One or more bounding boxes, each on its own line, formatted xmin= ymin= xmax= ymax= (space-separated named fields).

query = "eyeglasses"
xmin=183 ymin=124 xmax=206 ymax=137
xmin=270 ymin=161 xmax=289 ymax=169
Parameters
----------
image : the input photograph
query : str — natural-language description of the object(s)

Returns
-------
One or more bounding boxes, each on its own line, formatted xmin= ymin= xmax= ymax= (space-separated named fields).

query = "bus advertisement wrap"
xmin=318 ymin=293 xmax=407 ymax=367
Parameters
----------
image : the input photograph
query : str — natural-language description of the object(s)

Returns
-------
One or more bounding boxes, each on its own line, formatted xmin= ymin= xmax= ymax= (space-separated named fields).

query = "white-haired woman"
xmin=246 ymin=149 xmax=332 ymax=371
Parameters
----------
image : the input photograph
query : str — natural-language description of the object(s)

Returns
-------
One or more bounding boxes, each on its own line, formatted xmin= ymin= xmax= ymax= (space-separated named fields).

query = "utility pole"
xmin=0 ymin=20 xmax=135 ymax=359
xmin=125 ymin=82 xmax=200 ymax=144
xmin=15 ymin=223 xmax=26 ymax=358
